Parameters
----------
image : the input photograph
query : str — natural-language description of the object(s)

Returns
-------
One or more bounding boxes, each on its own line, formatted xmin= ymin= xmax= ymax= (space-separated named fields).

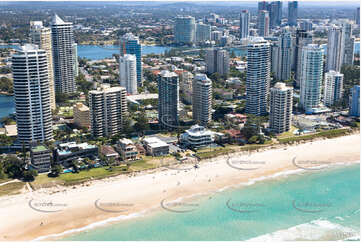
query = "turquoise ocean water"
xmin=62 ymin=163 xmax=360 ymax=241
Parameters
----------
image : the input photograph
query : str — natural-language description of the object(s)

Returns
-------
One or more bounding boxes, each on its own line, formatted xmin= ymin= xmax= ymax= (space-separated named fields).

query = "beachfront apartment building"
xmin=12 ymin=44 xmax=53 ymax=145
xmin=192 ymin=73 xmax=212 ymax=126
xmin=158 ymin=70 xmax=179 ymax=129
xmin=245 ymin=37 xmax=271 ymax=116
xmin=269 ymin=82 xmax=293 ymax=134
xmin=180 ymin=125 xmax=215 ymax=148
xmin=143 ymin=137 xmax=169 ymax=156
xmin=324 ymin=71 xmax=344 ymax=107
xmin=55 ymin=142 xmax=98 ymax=166
xmin=89 ymin=84 xmax=128 ymax=137
xmin=51 ymin=14 xmax=76 ymax=93
xmin=73 ymin=102 xmax=90 ymax=129
xmin=116 ymin=138 xmax=139 ymax=161
xmin=30 ymin=144 xmax=52 ymax=172
xmin=30 ymin=21 xmax=56 ymax=110
xmin=299 ymin=44 xmax=323 ymax=112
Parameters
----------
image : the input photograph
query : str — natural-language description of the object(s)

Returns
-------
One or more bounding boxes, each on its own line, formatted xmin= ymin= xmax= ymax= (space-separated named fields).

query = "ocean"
xmin=61 ymin=163 xmax=360 ymax=241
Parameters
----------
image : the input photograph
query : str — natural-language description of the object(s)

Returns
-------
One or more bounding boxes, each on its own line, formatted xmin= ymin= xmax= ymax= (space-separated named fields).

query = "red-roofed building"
xmin=223 ymin=129 xmax=247 ymax=144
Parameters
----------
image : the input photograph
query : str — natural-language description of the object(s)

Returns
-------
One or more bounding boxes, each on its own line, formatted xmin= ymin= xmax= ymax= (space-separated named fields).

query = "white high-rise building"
xmin=12 ymin=44 xmax=53 ymax=144
xmin=326 ymin=26 xmax=344 ymax=72
xmin=158 ymin=71 xmax=179 ymax=129
xmin=89 ymin=85 xmax=127 ymax=137
xmin=174 ymin=16 xmax=195 ymax=45
xmin=192 ymin=74 xmax=212 ymax=126
xmin=51 ymin=14 xmax=76 ymax=93
xmin=269 ymin=82 xmax=293 ymax=134
xmin=240 ymin=10 xmax=250 ymax=39
xmin=275 ymin=30 xmax=293 ymax=81
xmin=30 ymin=21 xmax=56 ymax=110
xmin=257 ymin=10 xmax=270 ymax=37
xmin=300 ymin=44 xmax=323 ymax=111
xmin=119 ymin=54 xmax=137 ymax=95
xmin=195 ymin=23 xmax=211 ymax=43
xmin=246 ymin=37 xmax=271 ymax=116
xmin=324 ymin=71 xmax=344 ymax=107
xmin=73 ymin=43 xmax=79 ymax=77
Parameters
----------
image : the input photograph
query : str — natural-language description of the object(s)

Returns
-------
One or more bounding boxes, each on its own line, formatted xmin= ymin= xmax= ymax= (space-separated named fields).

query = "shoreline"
xmin=36 ymin=161 xmax=360 ymax=241
xmin=0 ymin=134 xmax=359 ymax=241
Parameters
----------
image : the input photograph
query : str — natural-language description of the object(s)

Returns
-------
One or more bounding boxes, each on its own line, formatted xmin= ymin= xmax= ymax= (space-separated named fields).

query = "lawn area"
xmin=196 ymin=147 xmax=233 ymax=160
xmin=30 ymin=158 xmax=159 ymax=188
xmin=277 ymin=126 xmax=298 ymax=139
xmin=0 ymin=182 xmax=25 ymax=197
xmin=277 ymin=128 xmax=351 ymax=144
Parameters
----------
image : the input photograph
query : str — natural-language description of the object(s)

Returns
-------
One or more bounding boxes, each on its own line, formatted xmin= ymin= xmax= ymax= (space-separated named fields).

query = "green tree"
xmin=134 ymin=111 xmax=149 ymax=132
xmin=3 ymin=155 xmax=25 ymax=179
xmin=23 ymin=170 xmax=38 ymax=181
xmin=49 ymin=164 xmax=63 ymax=177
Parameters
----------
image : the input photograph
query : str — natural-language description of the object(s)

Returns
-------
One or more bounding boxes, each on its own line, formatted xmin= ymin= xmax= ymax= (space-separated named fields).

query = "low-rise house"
xmin=4 ymin=124 xmax=17 ymax=137
xmin=223 ymin=129 xmax=247 ymax=144
xmin=56 ymin=142 xmax=98 ymax=166
xmin=180 ymin=125 xmax=215 ymax=148
xmin=143 ymin=137 xmax=169 ymax=156
xmin=135 ymin=143 xmax=146 ymax=156
xmin=225 ymin=113 xmax=247 ymax=124
xmin=101 ymin=145 xmax=119 ymax=161
xmin=116 ymin=138 xmax=138 ymax=161
xmin=30 ymin=145 xmax=52 ymax=173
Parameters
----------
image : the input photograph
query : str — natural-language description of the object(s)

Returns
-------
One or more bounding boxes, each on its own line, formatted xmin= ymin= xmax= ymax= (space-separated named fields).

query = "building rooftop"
xmin=4 ymin=124 xmax=17 ymax=137
xmin=31 ymin=145 xmax=48 ymax=153
xmin=118 ymin=138 xmax=134 ymax=145
xmin=90 ymin=85 xmax=126 ymax=94
xmin=185 ymin=125 xmax=214 ymax=137
xmin=74 ymin=102 xmax=89 ymax=111
xmin=273 ymin=82 xmax=293 ymax=91
xmin=160 ymin=70 xmax=178 ymax=78
xmin=52 ymin=14 xmax=67 ymax=25
xmin=143 ymin=137 xmax=169 ymax=148
xmin=122 ymin=32 xmax=139 ymax=41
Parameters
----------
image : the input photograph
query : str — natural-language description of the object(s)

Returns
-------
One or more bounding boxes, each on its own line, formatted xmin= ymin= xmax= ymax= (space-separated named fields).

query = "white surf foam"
xmin=246 ymin=219 xmax=359 ymax=241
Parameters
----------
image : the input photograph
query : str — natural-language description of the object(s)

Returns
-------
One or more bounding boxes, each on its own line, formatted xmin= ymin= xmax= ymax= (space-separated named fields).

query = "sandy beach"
xmin=0 ymin=134 xmax=359 ymax=241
